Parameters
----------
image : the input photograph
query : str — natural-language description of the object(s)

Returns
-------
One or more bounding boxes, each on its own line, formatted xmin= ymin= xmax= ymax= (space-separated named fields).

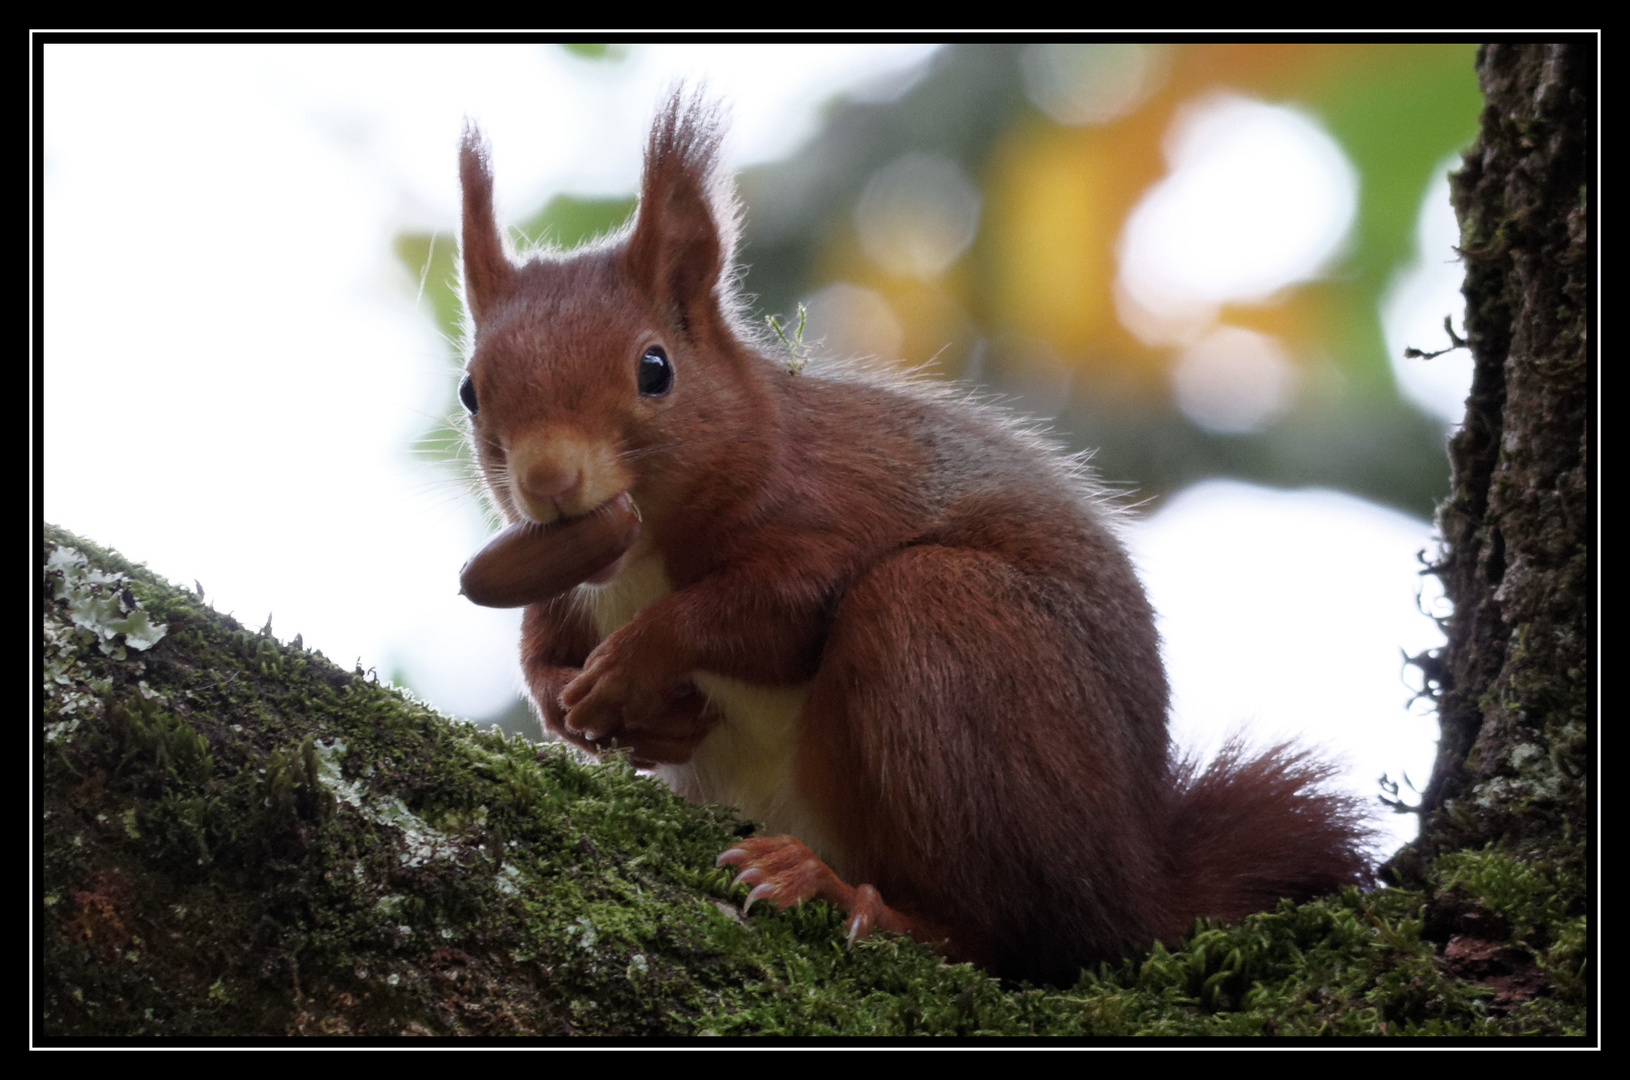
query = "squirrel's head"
xmin=457 ymin=92 xmax=763 ymax=531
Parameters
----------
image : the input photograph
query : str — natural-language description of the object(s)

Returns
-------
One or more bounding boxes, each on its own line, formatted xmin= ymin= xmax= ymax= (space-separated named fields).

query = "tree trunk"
xmin=1404 ymin=43 xmax=1590 ymax=872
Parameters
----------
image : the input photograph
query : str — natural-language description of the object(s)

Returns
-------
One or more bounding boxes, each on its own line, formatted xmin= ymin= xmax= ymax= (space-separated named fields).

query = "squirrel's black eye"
xmin=458 ymin=373 xmax=479 ymax=416
xmin=638 ymin=345 xmax=674 ymax=397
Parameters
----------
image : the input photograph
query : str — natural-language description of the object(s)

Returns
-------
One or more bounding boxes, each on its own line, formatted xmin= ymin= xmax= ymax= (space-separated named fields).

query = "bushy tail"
xmin=1164 ymin=740 xmax=1375 ymax=932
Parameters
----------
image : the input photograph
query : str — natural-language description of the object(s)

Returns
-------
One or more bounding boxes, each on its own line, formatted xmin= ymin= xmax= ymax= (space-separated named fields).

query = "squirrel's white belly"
xmin=579 ymin=545 xmax=828 ymax=856
xmin=658 ymin=675 xmax=828 ymax=854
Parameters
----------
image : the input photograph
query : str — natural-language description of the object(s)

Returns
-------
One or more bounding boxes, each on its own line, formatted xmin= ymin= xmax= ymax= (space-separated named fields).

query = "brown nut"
xmin=459 ymin=494 xmax=640 ymax=608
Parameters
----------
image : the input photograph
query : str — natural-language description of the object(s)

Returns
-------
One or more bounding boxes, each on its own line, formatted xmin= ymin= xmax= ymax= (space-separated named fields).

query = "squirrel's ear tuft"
xmin=623 ymin=89 xmax=740 ymax=335
xmin=459 ymin=121 xmax=517 ymax=326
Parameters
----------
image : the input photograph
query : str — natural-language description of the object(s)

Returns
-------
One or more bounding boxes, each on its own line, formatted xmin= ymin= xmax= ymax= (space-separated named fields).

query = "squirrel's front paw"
xmin=562 ymin=648 xmax=651 ymax=736
xmin=619 ymin=688 xmax=721 ymax=766
xmin=560 ymin=635 xmax=705 ymax=762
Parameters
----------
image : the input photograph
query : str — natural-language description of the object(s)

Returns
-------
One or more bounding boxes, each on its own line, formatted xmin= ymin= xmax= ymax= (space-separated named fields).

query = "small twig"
xmin=1404 ymin=315 xmax=1469 ymax=360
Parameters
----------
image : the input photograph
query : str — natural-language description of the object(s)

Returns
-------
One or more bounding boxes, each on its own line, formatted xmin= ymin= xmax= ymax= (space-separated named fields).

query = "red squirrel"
xmin=454 ymin=93 xmax=1372 ymax=985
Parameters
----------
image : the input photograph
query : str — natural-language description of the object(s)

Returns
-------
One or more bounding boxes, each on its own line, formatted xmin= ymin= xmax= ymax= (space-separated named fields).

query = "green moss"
xmin=40 ymin=524 xmax=1588 ymax=1039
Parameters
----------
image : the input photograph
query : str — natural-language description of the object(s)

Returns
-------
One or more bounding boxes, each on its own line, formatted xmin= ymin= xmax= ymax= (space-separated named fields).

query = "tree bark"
xmin=1405 ymin=43 xmax=1590 ymax=871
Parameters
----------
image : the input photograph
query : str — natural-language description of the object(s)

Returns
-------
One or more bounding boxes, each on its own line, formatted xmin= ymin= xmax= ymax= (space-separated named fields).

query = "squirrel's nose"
xmin=503 ymin=428 xmax=626 ymax=523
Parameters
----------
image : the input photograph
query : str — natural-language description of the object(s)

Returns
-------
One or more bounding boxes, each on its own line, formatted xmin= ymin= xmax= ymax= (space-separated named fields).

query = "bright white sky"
xmin=39 ymin=42 xmax=1463 ymax=854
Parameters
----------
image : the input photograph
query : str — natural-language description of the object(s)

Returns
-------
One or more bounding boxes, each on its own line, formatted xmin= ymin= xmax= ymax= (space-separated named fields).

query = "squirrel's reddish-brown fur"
xmin=456 ymin=93 xmax=1373 ymax=984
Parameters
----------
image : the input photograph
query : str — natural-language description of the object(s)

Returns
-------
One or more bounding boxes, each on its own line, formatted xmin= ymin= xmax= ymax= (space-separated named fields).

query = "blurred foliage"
xmin=560 ymin=43 xmax=627 ymax=62
xmin=400 ymin=42 xmax=1481 ymax=520
xmin=734 ymin=43 xmax=1480 ymax=519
